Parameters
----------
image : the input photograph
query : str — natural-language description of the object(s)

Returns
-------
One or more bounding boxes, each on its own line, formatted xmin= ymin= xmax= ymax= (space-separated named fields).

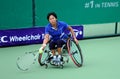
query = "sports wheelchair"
xmin=38 ymin=36 xmax=83 ymax=69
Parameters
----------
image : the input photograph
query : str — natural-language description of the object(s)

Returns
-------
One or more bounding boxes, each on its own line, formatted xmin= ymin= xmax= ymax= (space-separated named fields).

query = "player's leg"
xmin=49 ymin=41 xmax=56 ymax=55
xmin=49 ymin=41 xmax=58 ymax=62
xmin=57 ymin=40 xmax=66 ymax=61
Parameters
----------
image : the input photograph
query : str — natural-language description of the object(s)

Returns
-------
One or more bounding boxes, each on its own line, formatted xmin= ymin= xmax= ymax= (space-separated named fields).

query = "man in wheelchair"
xmin=39 ymin=12 xmax=78 ymax=66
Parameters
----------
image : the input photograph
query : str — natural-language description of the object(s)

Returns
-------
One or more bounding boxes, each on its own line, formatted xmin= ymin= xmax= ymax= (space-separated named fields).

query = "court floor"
xmin=0 ymin=36 xmax=120 ymax=79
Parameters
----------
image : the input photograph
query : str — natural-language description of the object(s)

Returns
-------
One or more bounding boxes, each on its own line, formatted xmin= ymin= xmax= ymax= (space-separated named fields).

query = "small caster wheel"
xmin=45 ymin=64 xmax=48 ymax=69
xmin=62 ymin=61 xmax=65 ymax=64
xmin=60 ymin=65 xmax=63 ymax=69
xmin=66 ymin=59 xmax=69 ymax=63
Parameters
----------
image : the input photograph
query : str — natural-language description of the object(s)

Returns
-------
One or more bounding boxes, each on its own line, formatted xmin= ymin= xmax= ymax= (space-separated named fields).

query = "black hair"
xmin=47 ymin=12 xmax=57 ymax=20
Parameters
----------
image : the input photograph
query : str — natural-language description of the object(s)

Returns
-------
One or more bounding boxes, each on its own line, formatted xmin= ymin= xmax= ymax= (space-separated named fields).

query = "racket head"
xmin=16 ymin=51 xmax=38 ymax=71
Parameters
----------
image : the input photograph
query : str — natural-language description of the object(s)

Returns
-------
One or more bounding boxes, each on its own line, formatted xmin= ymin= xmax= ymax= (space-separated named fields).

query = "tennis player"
xmin=39 ymin=12 xmax=78 ymax=62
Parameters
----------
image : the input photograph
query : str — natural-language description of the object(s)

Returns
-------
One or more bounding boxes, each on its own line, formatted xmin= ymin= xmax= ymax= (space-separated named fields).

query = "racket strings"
xmin=16 ymin=52 xmax=37 ymax=71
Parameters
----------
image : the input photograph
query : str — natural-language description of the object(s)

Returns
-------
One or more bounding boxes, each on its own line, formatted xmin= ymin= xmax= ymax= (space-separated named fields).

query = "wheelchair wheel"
xmin=38 ymin=45 xmax=50 ymax=66
xmin=67 ymin=39 xmax=83 ymax=67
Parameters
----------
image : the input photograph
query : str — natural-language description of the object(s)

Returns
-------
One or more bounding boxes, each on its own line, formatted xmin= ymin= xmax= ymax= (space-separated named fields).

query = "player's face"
xmin=49 ymin=15 xmax=57 ymax=25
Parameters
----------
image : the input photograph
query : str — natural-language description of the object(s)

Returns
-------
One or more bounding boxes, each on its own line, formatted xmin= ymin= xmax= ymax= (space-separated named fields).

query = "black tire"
xmin=67 ymin=39 xmax=83 ymax=67
xmin=38 ymin=49 xmax=50 ymax=66
xmin=45 ymin=64 xmax=48 ymax=69
xmin=60 ymin=65 xmax=63 ymax=69
xmin=38 ymin=54 xmax=44 ymax=66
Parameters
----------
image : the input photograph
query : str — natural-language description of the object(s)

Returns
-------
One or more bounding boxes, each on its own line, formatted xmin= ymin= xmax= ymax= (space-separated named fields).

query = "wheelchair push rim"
xmin=38 ymin=46 xmax=50 ymax=66
xmin=67 ymin=39 xmax=83 ymax=67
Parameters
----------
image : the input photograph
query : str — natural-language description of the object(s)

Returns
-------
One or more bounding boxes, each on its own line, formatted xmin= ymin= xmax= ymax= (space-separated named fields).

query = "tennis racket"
xmin=16 ymin=50 xmax=39 ymax=71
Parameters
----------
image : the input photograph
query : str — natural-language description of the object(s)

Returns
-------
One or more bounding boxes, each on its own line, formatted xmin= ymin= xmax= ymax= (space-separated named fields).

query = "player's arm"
xmin=40 ymin=26 xmax=50 ymax=49
xmin=42 ymin=34 xmax=50 ymax=48
xmin=67 ymin=26 xmax=79 ymax=44
xmin=43 ymin=34 xmax=50 ymax=45
xmin=39 ymin=34 xmax=50 ymax=54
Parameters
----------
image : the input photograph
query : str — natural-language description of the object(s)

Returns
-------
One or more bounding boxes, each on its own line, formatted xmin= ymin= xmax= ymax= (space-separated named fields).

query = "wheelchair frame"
xmin=38 ymin=37 xmax=83 ymax=69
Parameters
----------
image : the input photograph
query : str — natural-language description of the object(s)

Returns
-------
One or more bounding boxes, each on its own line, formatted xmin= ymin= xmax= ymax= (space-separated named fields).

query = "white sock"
xmin=58 ymin=55 xmax=61 ymax=61
xmin=58 ymin=55 xmax=61 ymax=58
xmin=53 ymin=55 xmax=56 ymax=60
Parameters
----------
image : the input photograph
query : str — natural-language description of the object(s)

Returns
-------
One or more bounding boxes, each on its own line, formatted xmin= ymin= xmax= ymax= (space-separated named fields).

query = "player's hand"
xmin=39 ymin=44 xmax=46 ymax=54
xmin=39 ymin=47 xmax=44 ymax=54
